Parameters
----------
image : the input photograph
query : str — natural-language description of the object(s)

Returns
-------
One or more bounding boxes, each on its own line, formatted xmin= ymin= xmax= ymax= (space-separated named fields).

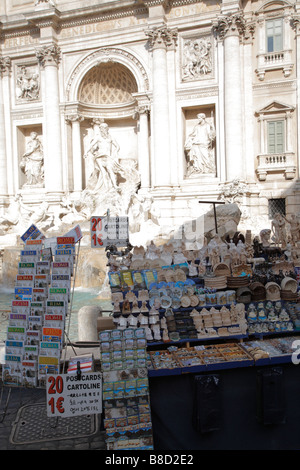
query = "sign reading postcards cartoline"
xmin=90 ymin=216 xmax=129 ymax=248
xmin=46 ymin=372 xmax=102 ymax=418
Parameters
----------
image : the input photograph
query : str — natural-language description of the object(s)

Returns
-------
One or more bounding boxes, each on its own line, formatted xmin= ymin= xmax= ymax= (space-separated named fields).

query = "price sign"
xmin=46 ymin=372 xmax=102 ymax=418
xmin=90 ymin=216 xmax=129 ymax=248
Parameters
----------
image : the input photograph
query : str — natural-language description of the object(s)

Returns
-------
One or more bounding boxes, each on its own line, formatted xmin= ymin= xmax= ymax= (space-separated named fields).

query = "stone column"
xmin=243 ymin=21 xmax=256 ymax=182
xmin=135 ymin=104 xmax=150 ymax=190
xmin=215 ymin=12 xmax=245 ymax=181
xmin=145 ymin=25 xmax=177 ymax=188
xmin=292 ymin=15 xmax=300 ymax=178
xmin=36 ymin=43 xmax=63 ymax=193
xmin=0 ymin=57 xmax=11 ymax=196
xmin=66 ymin=114 xmax=84 ymax=192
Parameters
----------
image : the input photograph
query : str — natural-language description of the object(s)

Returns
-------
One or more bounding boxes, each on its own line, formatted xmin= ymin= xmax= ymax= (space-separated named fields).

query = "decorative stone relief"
xmin=20 ymin=131 xmax=44 ymax=187
xmin=182 ymin=37 xmax=213 ymax=81
xmin=16 ymin=65 xmax=40 ymax=101
xmin=184 ymin=112 xmax=216 ymax=176
xmin=218 ymin=178 xmax=247 ymax=204
xmin=35 ymin=0 xmax=56 ymax=6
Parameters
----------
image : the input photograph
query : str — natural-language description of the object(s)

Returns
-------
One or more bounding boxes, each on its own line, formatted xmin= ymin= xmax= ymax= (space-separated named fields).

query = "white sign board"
xmin=46 ymin=372 xmax=102 ymax=418
xmin=90 ymin=216 xmax=129 ymax=248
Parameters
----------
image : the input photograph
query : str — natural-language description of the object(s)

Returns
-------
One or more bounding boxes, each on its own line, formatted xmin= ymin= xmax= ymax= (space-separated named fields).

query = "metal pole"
xmin=198 ymin=200 xmax=226 ymax=234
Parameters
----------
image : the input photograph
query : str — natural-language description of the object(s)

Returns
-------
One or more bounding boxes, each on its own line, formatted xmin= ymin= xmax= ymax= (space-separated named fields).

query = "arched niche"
xmin=65 ymin=48 xmax=150 ymax=191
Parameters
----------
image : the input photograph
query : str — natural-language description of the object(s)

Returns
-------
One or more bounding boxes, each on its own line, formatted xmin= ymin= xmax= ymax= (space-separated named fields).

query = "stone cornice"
xmin=0 ymin=1 xmax=148 ymax=35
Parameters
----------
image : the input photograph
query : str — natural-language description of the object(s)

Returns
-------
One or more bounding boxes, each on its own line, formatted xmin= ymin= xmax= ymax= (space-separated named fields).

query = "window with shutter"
xmin=267 ymin=120 xmax=284 ymax=154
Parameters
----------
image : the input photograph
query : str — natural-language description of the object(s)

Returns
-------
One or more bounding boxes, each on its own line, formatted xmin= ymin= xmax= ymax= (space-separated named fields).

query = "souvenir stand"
xmin=105 ymin=226 xmax=300 ymax=450
xmin=2 ymin=224 xmax=82 ymax=388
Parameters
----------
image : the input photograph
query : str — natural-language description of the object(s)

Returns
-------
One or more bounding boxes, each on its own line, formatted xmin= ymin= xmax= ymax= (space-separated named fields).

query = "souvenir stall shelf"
xmin=2 ymin=224 xmax=79 ymax=388
xmin=106 ymin=232 xmax=300 ymax=375
xmin=104 ymin=227 xmax=300 ymax=450
xmin=99 ymin=328 xmax=154 ymax=450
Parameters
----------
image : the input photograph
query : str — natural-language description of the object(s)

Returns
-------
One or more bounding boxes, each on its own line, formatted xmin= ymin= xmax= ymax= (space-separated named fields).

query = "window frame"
xmin=266 ymin=18 xmax=283 ymax=53
xmin=267 ymin=119 xmax=285 ymax=154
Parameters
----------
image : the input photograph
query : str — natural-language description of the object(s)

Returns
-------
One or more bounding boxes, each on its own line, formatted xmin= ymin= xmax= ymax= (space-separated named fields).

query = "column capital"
xmin=65 ymin=113 xmax=84 ymax=124
xmin=133 ymin=104 xmax=150 ymax=119
xmin=0 ymin=56 xmax=12 ymax=77
xmin=145 ymin=24 xmax=178 ymax=50
xmin=214 ymin=12 xmax=246 ymax=41
xmin=243 ymin=21 xmax=256 ymax=44
xmin=291 ymin=15 xmax=300 ymax=35
xmin=36 ymin=43 xmax=61 ymax=67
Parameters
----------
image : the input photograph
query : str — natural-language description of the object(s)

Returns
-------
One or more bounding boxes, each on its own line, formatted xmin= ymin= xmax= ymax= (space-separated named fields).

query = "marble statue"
xmin=0 ymin=194 xmax=24 ymax=230
xmin=80 ymin=120 xmax=148 ymax=232
xmin=20 ymin=132 xmax=44 ymax=187
xmin=271 ymin=213 xmax=287 ymax=248
xmin=283 ymin=214 xmax=300 ymax=245
xmin=84 ymin=122 xmax=123 ymax=192
xmin=184 ymin=112 xmax=216 ymax=175
xmin=259 ymin=229 xmax=271 ymax=247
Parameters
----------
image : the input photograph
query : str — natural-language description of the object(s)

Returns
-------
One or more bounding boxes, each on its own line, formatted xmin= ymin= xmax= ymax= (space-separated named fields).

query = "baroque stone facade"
xmin=0 ymin=0 xmax=300 ymax=243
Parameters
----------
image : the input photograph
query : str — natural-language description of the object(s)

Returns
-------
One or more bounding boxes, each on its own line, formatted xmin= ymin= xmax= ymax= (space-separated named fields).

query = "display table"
xmin=148 ymin=356 xmax=300 ymax=450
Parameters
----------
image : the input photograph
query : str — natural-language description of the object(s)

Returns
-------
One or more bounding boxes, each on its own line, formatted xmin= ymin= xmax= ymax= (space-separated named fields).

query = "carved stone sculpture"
xmin=260 ymin=229 xmax=271 ymax=247
xmin=80 ymin=120 xmax=142 ymax=222
xmin=16 ymin=66 xmax=40 ymax=101
xmin=271 ymin=213 xmax=287 ymax=248
xmin=182 ymin=37 xmax=212 ymax=80
xmin=184 ymin=112 xmax=216 ymax=175
xmin=283 ymin=214 xmax=300 ymax=245
xmin=20 ymin=132 xmax=44 ymax=187
xmin=84 ymin=121 xmax=123 ymax=192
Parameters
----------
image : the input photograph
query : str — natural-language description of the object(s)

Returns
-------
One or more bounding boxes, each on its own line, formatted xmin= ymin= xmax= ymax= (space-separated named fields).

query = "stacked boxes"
xmin=2 ymin=228 xmax=77 ymax=388
xmin=100 ymin=328 xmax=154 ymax=450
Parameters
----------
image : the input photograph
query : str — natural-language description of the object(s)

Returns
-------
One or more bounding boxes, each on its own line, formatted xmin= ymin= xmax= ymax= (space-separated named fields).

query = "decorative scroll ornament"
xmin=36 ymin=44 xmax=61 ymax=67
xmin=145 ymin=25 xmax=178 ymax=50
xmin=214 ymin=12 xmax=246 ymax=40
xmin=0 ymin=56 xmax=12 ymax=75
xmin=35 ymin=0 xmax=56 ymax=6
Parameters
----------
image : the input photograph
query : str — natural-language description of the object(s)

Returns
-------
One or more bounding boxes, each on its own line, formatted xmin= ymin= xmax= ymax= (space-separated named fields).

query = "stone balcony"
xmin=256 ymin=152 xmax=297 ymax=181
xmin=256 ymin=49 xmax=293 ymax=80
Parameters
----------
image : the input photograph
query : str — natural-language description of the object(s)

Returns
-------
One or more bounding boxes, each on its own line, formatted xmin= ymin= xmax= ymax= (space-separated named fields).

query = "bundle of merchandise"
xmin=147 ymin=342 xmax=253 ymax=371
xmin=100 ymin=328 xmax=154 ymax=450
xmin=2 ymin=229 xmax=76 ymax=388
xmin=107 ymin=238 xmax=251 ymax=343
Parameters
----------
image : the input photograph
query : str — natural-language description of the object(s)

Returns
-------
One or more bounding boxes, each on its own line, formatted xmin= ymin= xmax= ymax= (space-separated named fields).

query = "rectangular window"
xmin=266 ymin=18 xmax=283 ymax=52
xmin=267 ymin=120 xmax=284 ymax=154
xmin=268 ymin=198 xmax=286 ymax=219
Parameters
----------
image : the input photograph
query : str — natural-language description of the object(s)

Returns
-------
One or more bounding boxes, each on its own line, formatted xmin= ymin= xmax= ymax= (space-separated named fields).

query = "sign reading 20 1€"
xmin=46 ymin=373 xmax=102 ymax=418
